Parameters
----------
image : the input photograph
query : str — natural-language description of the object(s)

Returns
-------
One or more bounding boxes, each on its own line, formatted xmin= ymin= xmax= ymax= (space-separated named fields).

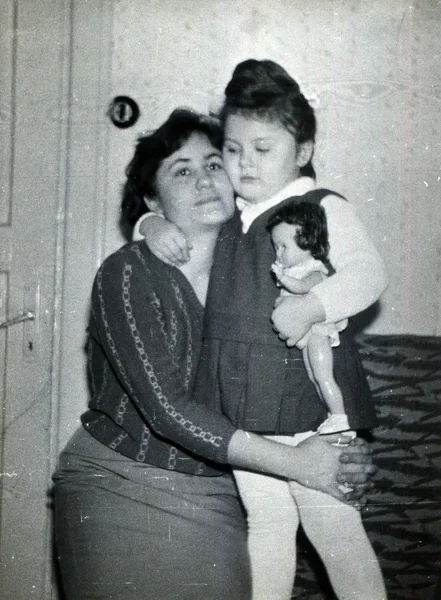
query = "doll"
xmin=268 ymin=200 xmax=352 ymax=435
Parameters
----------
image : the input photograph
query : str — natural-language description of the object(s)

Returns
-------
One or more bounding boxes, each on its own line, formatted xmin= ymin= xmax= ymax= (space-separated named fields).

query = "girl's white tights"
xmin=233 ymin=435 xmax=387 ymax=600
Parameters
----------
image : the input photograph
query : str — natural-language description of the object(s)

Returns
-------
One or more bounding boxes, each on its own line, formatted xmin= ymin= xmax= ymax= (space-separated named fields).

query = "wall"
xmin=104 ymin=0 xmax=441 ymax=336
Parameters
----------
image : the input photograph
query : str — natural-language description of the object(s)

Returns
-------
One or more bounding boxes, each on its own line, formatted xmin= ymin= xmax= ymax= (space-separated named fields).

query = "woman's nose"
xmin=196 ymin=171 xmax=213 ymax=190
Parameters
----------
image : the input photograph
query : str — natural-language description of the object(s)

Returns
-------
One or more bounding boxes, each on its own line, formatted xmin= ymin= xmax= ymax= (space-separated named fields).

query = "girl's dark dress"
xmin=195 ymin=189 xmax=377 ymax=434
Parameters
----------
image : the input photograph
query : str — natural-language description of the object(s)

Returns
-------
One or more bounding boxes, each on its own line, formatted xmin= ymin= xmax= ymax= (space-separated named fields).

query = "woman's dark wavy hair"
xmin=266 ymin=200 xmax=329 ymax=262
xmin=219 ymin=59 xmax=317 ymax=178
xmin=120 ymin=108 xmax=223 ymax=233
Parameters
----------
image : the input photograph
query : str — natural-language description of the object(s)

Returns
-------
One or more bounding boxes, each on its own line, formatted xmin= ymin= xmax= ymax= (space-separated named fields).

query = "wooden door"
xmin=0 ymin=1 xmax=73 ymax=598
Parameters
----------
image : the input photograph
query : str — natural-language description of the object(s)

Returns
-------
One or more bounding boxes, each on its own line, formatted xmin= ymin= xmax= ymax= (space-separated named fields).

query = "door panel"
xmin=0 ymin=1 xmax=71 ymax=598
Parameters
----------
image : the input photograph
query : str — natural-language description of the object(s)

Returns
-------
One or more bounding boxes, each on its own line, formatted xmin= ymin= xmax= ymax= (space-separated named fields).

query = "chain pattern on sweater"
xmin=136 ymin=425 xmax=151 ymax=461
xmin=97 ymin=267 xmax=138 ymax=406
xmin=168 ymin=446 xmax=178 ymax=470
xmin=94 ymin=360 xmax=109 ymax=409
xmin=171 ymin=281 xmax=193 ymax=391
xmin=109 ymin=431 xmax=128 ymax=450
xmin=151 ymin=292 xmax=180 ymax=373
xmin=98 ymin=262 xmax=222 ymax=450
xmin=116 ymin=393 xmax=129 ymax=425
xmin=130 ymin=243 xmax=150 ymax=270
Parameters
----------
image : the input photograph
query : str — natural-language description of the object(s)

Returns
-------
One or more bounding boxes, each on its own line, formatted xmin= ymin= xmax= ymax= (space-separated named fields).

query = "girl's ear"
xmin=144 ymin=195 xmax=164 ymax=216
xmin=296 ymin=141 xmax=314 ymax=168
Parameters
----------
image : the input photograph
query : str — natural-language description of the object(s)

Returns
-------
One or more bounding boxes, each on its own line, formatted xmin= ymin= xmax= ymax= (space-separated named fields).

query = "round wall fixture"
xmin=108 ymin=96 xmax=140 ymax=129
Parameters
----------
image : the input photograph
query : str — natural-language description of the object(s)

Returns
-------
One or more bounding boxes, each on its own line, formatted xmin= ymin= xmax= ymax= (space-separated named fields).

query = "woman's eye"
xmin=208 ymin=161 xmax=223 ymax=171
xmin=176 ymin=168 xmax=190 ymax=177
xmin=225 ymin=146 xmax=238 ymax=154
xmin=256 ymin=147 xmax=270 ymax=153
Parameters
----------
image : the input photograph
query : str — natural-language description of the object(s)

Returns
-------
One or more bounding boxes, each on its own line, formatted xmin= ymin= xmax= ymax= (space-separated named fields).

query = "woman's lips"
xmin=194 ymin=195 xmax=222 ymax=206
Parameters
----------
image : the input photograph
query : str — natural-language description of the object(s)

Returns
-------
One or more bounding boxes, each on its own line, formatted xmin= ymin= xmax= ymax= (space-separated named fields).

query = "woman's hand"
xmin=140 ymin=215 xmax=192 ymax=267
xmin=292 ymin=434 xmax=374 ymax=502
xmin=271 ymin=293 xmax=326 ymax=346
xmin=227 ymin=431 xmax=375 ymax=505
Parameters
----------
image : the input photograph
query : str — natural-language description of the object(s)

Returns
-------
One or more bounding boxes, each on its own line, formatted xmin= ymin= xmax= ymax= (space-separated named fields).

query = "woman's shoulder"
xmin=100 ymin=241 xmax=155 ymax=270
xmin=95 ymin=242 xmax=162 ymax=287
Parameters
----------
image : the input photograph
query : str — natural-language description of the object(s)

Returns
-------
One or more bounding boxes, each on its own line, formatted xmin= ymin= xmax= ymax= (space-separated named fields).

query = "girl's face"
xmin=271 ymin=222 xmax=312 ymax=268
xmin=147 ymin=133 xmax=235 ymax=236
xmin=223 ymin=114 xmax=313 ymax=204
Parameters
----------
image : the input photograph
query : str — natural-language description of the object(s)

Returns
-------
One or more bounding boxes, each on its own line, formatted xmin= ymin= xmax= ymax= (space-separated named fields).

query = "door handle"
xmin=0 ymin=311 xmax=35 ymax=329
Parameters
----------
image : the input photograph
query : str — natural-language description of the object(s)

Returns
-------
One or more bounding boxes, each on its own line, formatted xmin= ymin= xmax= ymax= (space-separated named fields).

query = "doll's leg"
xmin=302 ymin=345 xmax=324 ymax=403
xmin=305 ymin=333 xmax=352 ymax=434
xmin=233 ymin=468 xmax=300 ymax=600
xmin=305 ymin=333 xmax=344 ymax=414
xmin=289 ymin=480 xmax=387 ymax=600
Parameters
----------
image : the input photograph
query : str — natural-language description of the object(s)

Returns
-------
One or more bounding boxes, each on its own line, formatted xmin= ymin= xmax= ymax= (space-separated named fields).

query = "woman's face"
xmin=223 ymin=114 xmax=312 ymax=204
xmin=150 ymin=133 xmax=234 ymax=235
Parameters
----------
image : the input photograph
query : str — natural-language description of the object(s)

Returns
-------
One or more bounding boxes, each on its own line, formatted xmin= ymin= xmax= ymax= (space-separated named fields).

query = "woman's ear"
xmin=296 ymin=140 xmax=314 ymax=168
xmin=144 ymin=195 xmax=164 ymax=215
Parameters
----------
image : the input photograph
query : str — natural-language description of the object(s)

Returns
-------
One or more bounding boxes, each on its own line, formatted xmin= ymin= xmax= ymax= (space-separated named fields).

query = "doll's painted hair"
xmin=219 ymin=59 xmax=316 ymax=178
xmin=267 ymin=200 xmax=329 ymax=262
xmin=120 ymin=108 xmax=223 ymax=231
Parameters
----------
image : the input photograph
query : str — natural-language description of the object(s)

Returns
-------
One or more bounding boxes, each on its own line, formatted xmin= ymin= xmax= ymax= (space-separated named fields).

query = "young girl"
xmin=135 ymin=60 xmax=388 ymax=600
xmin=268 ymin=200 xmax=353 ymax=436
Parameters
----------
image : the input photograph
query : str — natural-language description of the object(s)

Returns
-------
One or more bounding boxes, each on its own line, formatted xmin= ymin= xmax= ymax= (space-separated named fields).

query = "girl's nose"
xmin=239 ymin=151 xmax=254 ymax=169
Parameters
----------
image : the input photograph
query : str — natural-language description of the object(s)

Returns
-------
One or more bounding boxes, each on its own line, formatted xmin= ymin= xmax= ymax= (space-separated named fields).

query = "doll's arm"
xmin=133 ymin=213 xmax=192 ymax=267
xmin=271 ymin=292 xmax=326 ymax=347
xmin=278 ymin=270 xmax=324 ymax=295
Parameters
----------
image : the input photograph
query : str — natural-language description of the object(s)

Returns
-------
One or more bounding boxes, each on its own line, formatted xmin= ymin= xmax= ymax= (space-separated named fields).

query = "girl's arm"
xmin=133 ymin=212 xmax=192 ymax=267
xmin=312 ymin=195 xmax=389 ymax=323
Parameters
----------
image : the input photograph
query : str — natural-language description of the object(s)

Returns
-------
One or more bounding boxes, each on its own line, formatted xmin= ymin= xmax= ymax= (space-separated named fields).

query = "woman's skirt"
xmin=52 ymin=427 xmax=250 ymax=600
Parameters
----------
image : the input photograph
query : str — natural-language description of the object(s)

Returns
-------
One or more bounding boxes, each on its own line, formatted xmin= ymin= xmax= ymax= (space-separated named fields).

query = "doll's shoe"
xmin=317 ymin=414 xmax=352 ymax=435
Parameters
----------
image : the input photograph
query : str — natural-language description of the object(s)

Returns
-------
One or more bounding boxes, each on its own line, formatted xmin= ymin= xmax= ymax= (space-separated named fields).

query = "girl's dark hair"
xmin=267 ymin=200 xmax=329 ymax=262
xmin=220 ymin=59 xmax=316 ymax=178
xmin=120 ymin=108 xmax=223 ymax=232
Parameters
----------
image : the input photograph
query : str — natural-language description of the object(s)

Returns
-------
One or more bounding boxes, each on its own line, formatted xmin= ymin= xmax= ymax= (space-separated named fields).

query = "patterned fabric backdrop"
xmin=293 ymin=335 xmax=441 ymax=599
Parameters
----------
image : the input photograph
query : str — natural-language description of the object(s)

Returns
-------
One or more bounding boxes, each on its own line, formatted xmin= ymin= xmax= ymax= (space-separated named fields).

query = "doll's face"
xmin=271 ymin=222 xmax=312 ymax=268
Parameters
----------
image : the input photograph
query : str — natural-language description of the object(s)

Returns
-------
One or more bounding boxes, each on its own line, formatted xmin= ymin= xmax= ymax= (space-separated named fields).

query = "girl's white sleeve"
xmin=311 ymin=195 xmax=388 ymax=323
xmin=132 ymin=212 xmax=164 ymax=241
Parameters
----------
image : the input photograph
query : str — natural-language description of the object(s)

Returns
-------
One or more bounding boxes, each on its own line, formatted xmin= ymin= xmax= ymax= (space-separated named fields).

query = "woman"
xmin=53 ymin=109 xmax=373 ymax=600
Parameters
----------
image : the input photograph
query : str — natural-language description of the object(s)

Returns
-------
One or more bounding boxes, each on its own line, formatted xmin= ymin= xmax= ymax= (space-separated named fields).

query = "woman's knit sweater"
xmin=81 ymin=241 xmax=237 ymax=476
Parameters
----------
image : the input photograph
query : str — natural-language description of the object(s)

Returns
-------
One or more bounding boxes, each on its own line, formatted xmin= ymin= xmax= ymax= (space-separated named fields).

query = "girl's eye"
xmin=255 ymin=141 xmax=271 ymax=153
xmin=225 ymin=146 xmax=238 ymax=154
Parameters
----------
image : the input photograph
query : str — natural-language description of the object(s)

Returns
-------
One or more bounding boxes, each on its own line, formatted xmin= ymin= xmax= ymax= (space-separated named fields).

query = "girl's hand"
xmin=271 ymin=293 xmax=325 ymax=346
xmin=139 ymin=215 xmax=192 ymax=267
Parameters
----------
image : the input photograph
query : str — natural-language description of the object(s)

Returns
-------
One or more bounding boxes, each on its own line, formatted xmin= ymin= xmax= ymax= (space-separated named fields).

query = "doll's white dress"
xmin=272 ymin=257 xmax=348 ymax=350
